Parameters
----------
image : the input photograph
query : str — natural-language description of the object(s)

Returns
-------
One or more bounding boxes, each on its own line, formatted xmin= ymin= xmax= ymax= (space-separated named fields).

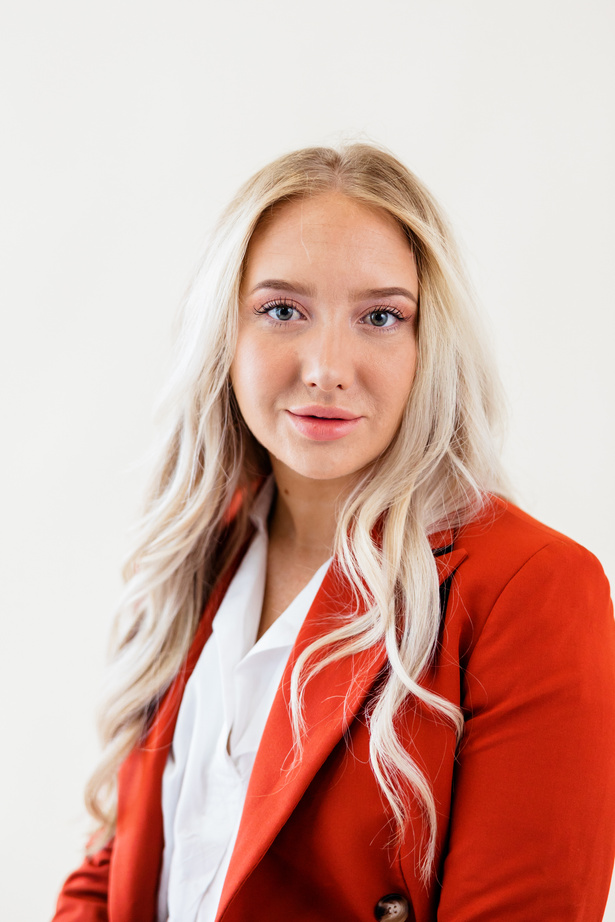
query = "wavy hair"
xmin=85 ymin=143 xmax=508 ymax=880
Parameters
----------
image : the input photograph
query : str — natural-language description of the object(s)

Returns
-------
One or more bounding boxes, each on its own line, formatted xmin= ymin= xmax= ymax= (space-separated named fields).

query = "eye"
xmin=254 ymin=299 xmax=302 ymax=323
xmin=269 ymin=304 xmax=297 ymax=322
xmin=362 ymin=307 xmax=405 ymax=329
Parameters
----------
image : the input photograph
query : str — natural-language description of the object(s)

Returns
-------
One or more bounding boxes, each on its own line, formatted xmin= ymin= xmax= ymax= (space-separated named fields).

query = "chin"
xmin=272 ymin=452 xmax=366 ymax=484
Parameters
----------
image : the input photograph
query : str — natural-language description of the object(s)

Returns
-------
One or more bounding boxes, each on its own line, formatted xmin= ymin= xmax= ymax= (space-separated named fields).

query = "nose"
xmin=300 ymin=325 xmax=355 ymax=392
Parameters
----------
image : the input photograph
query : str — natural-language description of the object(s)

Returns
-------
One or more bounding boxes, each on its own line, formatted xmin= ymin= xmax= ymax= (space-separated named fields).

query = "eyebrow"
xmin=248 ymin=279 xmax=418 ymax=305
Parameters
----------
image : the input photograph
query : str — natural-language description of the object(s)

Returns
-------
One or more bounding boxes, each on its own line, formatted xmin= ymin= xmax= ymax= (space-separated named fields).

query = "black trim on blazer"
xmin=439 ymin=572 xmax=454 ymax=622
xmin=432 ymin=541 xmax=458 ymax=622
xmin=432 ymin=542 xmax=455 ymax=558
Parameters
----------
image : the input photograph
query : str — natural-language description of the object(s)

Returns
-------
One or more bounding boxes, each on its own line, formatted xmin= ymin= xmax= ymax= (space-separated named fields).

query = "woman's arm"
xmin=438 ymin=541 xmax=615 ymax=921
xmin=51 ymin=840 xmax=113 ymax=922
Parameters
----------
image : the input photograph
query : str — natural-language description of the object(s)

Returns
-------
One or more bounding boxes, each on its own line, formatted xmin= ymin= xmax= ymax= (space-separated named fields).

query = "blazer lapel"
xmin=435 ymin=547 xmax=467 ymax=584
xmin=217 ymin=544 xmax=468 ymax=919
xmin=110 ymin=506 xmax=467 ymax=922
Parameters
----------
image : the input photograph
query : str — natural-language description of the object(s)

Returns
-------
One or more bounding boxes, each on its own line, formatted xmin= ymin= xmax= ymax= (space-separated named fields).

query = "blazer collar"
xmin=217 ymin=540 xmax=467 ymax=918
xmin=111 ymin=497 xmax=468 ymax=922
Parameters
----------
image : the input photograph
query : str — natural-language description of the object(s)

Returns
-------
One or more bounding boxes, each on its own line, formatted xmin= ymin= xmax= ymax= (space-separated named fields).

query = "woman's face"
xmin=231 ymin=191 xmax=419 ymax=486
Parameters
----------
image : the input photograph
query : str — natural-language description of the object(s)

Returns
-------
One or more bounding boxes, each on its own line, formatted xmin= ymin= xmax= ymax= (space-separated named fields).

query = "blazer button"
xmin=374 ymin=893 xmax=410 ymax=921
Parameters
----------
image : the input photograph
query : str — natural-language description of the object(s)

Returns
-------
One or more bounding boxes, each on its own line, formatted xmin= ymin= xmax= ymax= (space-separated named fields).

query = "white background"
xmin=1 ymin=1 xmax=614 ymax=918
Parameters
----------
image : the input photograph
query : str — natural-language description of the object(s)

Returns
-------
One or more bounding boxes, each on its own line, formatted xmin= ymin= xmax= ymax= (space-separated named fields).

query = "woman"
xmin=53 ymin=144 xmax=615 ymax=921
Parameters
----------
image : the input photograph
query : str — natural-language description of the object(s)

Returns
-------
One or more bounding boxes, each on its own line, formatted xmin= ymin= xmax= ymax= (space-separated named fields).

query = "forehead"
xmin=241 ymin=191 xmax=417 ymax=293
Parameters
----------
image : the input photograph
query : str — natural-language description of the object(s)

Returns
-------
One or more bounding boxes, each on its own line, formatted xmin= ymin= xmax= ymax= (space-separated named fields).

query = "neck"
xmin=267 ymin=459 xmax=355 ymax=554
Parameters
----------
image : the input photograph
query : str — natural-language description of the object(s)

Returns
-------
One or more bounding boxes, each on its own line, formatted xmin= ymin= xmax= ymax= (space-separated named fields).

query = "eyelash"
xmin=253 ymin=299 xmax=408 ymax=330
xmin=253 ymin=299 xmax=303 ymax=325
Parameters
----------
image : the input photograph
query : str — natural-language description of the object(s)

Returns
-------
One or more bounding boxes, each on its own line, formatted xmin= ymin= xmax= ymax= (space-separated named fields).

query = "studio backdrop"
xmin=0 ymin=1 xmax=613 ymax=919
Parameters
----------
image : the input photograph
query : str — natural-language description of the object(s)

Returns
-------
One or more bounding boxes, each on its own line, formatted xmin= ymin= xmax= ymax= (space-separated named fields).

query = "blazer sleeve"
xmin=51 ymin=840 xmax=112 ymax=922
xmin=437 ymin=541 xmax=615 ymax=921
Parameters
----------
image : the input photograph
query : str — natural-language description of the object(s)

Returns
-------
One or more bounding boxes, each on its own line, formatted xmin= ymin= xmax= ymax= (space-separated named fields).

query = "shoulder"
xmin=455 ymin=494 xmax=609 ymax=590
xmin=448 ymin=495 xmax=613 ymax=649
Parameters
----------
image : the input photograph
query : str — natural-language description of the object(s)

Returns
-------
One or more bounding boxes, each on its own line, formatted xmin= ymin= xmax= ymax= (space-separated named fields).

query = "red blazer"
xmin=53 ymin=498 xmax=615 ymax=921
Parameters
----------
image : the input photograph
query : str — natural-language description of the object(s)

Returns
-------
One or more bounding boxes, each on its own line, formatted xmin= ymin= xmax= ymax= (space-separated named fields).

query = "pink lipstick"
xmin=286 ymin=406 xmax=362 ymax=441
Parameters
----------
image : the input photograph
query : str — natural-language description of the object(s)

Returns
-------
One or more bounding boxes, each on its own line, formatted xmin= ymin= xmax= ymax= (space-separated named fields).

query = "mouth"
xmin=288 ymin=405 xmax=360 ymax=421
xmin=286 ymin=408 xmax=362 ymax=442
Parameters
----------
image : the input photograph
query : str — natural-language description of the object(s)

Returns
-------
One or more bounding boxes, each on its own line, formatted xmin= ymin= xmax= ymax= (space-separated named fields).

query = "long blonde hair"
xmin=85 ymin=143 xmax=508 ymax=880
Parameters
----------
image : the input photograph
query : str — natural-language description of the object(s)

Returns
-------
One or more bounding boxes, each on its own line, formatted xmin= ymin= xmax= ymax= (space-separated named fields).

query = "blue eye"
xmin=368 ymin=310 xmax=393 ymax=327
xmin=253 ymin=299 xmax=301 ymax=323
xmin=269 ymin=304 xmax=296 ymax=322
xmin=364 ymin=308 xmax=404 ymax=328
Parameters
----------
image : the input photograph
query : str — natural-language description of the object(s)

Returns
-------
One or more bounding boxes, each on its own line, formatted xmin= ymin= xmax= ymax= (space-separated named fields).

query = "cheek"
xmin=366 ymin=345 xmax=417 ymax=419
xmin=230 ymin=335 xmax=295 ymax=413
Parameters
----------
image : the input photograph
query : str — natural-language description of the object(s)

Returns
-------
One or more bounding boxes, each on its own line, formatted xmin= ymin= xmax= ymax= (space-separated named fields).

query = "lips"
xmin=286 ymin=407 xmax=362 ymax=441
xmin=288 ymin=405 xmax=360 ymax=420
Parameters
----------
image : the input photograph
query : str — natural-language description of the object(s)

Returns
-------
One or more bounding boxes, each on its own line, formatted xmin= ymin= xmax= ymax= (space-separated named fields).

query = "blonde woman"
xmin=53 ymin=144 xmax=615 ymax=922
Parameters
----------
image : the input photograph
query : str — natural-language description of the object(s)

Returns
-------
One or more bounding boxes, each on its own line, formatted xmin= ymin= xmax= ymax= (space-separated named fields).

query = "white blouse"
xmin=157 ymin=478 xmax=331 ymax=922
